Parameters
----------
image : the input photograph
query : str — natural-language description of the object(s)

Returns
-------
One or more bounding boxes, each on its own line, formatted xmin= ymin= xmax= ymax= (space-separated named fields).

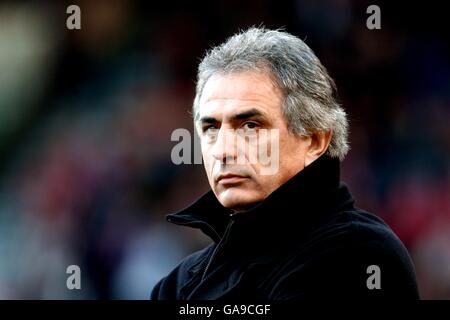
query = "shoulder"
xmin=270 ymin=209 xmax=419 ymax=299
xmin=311 ymin=207 xmax=410 ymax=257
xmin=342 ymin=208 xmax=412 ymax=261
xmin=316 ymin=208 xmax=418 ymax=279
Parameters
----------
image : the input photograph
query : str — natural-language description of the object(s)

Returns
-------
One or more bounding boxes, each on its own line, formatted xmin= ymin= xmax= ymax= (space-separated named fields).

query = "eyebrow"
xmin=198 ymin=108 xmax=267 ymax=124
xmin=230 ymin=109 xmax=266 ymax=122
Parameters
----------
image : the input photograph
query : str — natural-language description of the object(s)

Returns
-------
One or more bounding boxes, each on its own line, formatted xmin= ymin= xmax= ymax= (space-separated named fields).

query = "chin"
xmin=217 ymin=188 xmax=263 ymax=211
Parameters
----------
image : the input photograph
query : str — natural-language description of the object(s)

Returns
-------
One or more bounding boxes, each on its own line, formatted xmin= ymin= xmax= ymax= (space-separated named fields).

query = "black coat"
xmin=151 ymin=155 xmax=419 ymax=300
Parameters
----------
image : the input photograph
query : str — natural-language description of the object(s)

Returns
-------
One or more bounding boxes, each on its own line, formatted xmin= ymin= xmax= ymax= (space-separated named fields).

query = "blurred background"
xmin=0 ymin=0 xmax=448 ymax=299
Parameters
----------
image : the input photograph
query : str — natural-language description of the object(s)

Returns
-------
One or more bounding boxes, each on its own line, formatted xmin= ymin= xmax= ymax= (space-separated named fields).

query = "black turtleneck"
xmin=152 ymin=155 xmax=420 ymax=300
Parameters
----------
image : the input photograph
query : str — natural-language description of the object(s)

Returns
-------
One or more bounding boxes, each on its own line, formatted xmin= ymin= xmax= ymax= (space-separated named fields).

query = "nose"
xmin=211 ymin=128 xmax=238 ymax=164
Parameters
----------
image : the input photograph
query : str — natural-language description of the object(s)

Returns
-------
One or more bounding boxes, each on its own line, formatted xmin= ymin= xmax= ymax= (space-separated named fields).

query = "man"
xmin=151 ymin=28 xmax=419 ymax=300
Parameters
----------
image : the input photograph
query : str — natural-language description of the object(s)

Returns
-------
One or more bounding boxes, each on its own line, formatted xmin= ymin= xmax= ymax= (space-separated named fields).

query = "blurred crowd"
xmin=0 ymin=0 xmax=448 ymax=299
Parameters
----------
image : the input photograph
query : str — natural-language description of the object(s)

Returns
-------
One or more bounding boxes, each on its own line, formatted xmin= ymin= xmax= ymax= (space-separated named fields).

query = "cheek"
xmin=201 ymin=145 xmax=215 ymax=178
xmin=244 ymin=176 xmax=275 ymax=201
xmin=279 ymin=136 xmax=307 ymax=176
xmin=249 ymin=132 xmax=275 ymax=164
xmin=279 ymin=130 xmax=304 ymax=156
xmin=201 ymin=140 xmax=211 ymax=162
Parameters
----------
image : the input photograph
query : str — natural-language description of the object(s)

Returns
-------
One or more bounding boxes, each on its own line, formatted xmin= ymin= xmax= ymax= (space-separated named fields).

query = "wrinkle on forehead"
xmin=199 ymin=71 xmax=283 ymax=118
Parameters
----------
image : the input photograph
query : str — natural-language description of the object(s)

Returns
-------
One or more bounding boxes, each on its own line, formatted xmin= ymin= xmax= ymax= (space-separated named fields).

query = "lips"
xmin=216 ymin=173 xmax=248 ymax=185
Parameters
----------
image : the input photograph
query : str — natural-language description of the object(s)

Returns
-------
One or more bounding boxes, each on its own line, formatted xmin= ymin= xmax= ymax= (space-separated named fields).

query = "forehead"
xmin=198 ymin=71 xmax=283 ymax=119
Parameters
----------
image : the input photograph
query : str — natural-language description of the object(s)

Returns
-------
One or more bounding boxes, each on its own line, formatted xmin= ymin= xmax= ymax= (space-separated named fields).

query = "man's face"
xmin=197 ymin=71 xmax=310 ymax=212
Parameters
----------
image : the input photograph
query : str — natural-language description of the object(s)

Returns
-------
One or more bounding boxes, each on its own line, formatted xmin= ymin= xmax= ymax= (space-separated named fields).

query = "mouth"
xmin=216 ymin=173 xmax=249 ymax=186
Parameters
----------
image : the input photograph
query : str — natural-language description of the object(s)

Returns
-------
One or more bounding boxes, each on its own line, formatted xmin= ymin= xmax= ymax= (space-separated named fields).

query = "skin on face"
xmin=196 ymin=71 xmax=332 ymax=212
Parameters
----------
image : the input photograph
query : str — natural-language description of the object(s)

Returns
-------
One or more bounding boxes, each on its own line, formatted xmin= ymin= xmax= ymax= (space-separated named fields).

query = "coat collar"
xmin=166 ymin=154 xmax=355 ymax=252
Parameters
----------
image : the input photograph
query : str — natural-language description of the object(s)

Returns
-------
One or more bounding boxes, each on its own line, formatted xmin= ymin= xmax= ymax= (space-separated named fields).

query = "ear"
xmin=304 ymin=130 xmax=333 ymax=166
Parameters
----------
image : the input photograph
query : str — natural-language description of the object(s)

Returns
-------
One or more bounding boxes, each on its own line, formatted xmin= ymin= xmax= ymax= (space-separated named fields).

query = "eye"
xmin=203 ymin=124 xmax=219 ymax=133
xmin=243 ymin=122 xmax=259 ymax=130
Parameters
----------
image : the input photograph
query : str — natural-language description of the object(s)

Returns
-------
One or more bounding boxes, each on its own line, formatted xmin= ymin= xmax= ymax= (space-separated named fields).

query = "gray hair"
xmin=193 ymin=27 xmax=349 ymax=160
